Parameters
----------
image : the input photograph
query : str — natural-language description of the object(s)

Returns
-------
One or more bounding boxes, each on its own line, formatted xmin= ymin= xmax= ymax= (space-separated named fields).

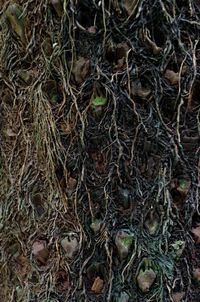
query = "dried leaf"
xmin=71 ymin=57 xmax=90 ymax=85
xmin=144 ymin=210 xmax=159 ymax=235
xmin=122 ymin=0 xmax=140 ymax=16
xmin=51 ymin=0 xmax=63 ymax=17
xmin=5 ymin=4 xmax=27 ymax=45
xmin=176 ymin=179 xmax=191 ymax=197
xmin=117 ymin=292 xmax=129 ymax=302
xmin=191 ymin=226 xmax=200 ymax=244
xmin=137 ymin=258 xmax=156 ymax=293
xmin=42 ymin=80 xmax=60 ymax=103
xmin=32 ymin=240 xmax=49 ymax=265
xmin=90 ymin=219 xmax=102 ymax=233
xmin=16 ymin=254 xmax=30 ymax=277
xmin=131 ymin=80 xmax=151 ymax=99
xmin=172 ymin=291 xmax=185 ymax=302
xmin=137 ymin=268 xmax=156 ymax=293
xmin=91 ymin=276 xmax=104 ymax=294
xmin=164 ymin=69 xmax=179 ymax=85
xmin=42 ymin=37 xmax=53 ymax=57
xmin=115 ymin=43 xmax=130 ymax=59
xmin=55 ymin=270 xmax=70 ymax=291
xmin=32 ymin=193 xmax=45 ymax=216
xmin=115 ymin=230 xmax=134 ymax=259
xmin=170 ymin=240 xmax=185 ymax=259
xmin=141 ymin=29 xmax=162 ymax=55
xmin=5 ymin=128 xmax=17 ymax=137
xmin=87 ymin=26 xmax=97 ymax=34
xmin=67 ymin=177 xmax=77 ymax=190
xmin=193 ymin=268 xmax=200 ymax=281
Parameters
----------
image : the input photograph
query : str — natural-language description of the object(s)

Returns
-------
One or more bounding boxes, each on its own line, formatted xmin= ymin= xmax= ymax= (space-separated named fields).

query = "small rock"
xmin=91 ymin=276 xmax=104 ymax=294
xmin=115 ymin=230 xmax=134 ymax=260
xmin=61 ymin=232 xmax=79 ymax=258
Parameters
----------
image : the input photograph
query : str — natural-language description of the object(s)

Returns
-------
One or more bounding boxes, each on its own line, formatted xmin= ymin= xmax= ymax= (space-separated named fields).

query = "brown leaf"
xmin=172 ymin=291 xmax=185 ymax=302
xmin=164 ymin=69 xmax=179 ymax=85
xmin=137 ymin=269 xmax=156 ymax=293
xmin=122 ymin=0 xmax=140 ymax=16
xmin=55 ymin=270 xmax=70 ymax=291
xmin=176 ymin=179 xmax=191 ymax=197
xmin=140 ymin=29 xmax=162 ymax=55
xmin=91 ymin=276 xmax=104 ymax=294
xmin=71 ymin=57 xmax=90 ymax=85
xmin=32 ymin=193 xmax=45 ymax=216
xmin=130 ymin=80 xmax=151 ymax=99
xmin=87 ymin=26 xmax=97 ymax=34
xmin=144 ymin=210 xmax=159 ymax=235
xmin=191 ymin=226 xmax=200 ymax=244
xmin=32 ymin=240 xmax=49 ymax=265
xmin=16 ymin=254 xmax=30 ymax=277
xmin=67 ymin=177 xmax=77 ymax=190
xmin=115 ymin=43 xmax=130 ymax=59
xmin=193 ymin=268 xmax=200 ymax=281
xmin=5 ymin=128 xmax=17 ymax=137
xmin=51 ymin=0 xmax=63 ymax=17
xmin=115 ymin=230 xmax=134 ymax=260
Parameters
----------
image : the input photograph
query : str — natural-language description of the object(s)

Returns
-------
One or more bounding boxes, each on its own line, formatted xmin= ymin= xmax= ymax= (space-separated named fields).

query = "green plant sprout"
xmin=121 ymin=236 xmax=133 ymax=248
xmin=92 ymin=96 xmax=107 ymax=108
